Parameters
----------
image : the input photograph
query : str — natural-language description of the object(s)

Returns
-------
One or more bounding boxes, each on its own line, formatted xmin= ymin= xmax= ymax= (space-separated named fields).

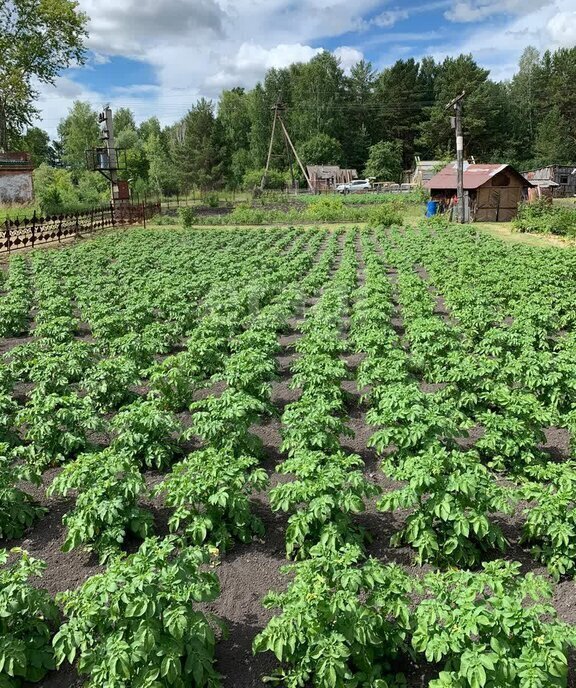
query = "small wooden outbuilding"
xmin=426 ymin=163 xmax=532 ymax=222
xmin=306 ymin=166 xmax=357 ymax=193
xmin=523 ymin=166 xmax=576 ymax=198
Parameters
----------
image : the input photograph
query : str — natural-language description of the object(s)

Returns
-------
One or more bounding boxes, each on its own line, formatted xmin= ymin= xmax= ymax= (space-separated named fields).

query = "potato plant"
xmin=0 ymin=445 xmax=44 ymax=540
xmin=379 ymin=445 xmax=512 ymax=567
xmin=111 ymin=398 xmax=181 ymax=469
xmin=54 ymin=538 xmax=222 ymax=687
xmin=254 ymin=544 xmax=413 ymax=688
xmin=0 ymin=257 xmax=32 ymax=337
xmin=413 ymin=561 xmax=576 ymax=688
xmin=0 ymin=549 xmax=60 ymax=686
xmin=48 ymin=449 xmax=153 ymax=562
xmin=271 ymin=450 xmax=379 ymax=559
xmin=520 ymin=462 xmax=576 ymax=580
xmin=15 ymin=390 xmax=102 ymax=469
xmin=155 ymin=448 xmax=267 ymax=551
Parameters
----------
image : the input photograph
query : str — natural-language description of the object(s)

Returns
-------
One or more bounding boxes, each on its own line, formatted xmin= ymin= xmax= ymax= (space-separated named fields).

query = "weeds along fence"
xmin=0 ymin=202 xmax=160 ymax=254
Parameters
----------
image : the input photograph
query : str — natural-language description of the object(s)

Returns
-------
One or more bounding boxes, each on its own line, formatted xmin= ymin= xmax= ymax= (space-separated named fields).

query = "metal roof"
xmin=530 ymin=179 xmax=560 ymax=188
xmin=426 ymin=163 xmax=530 ymax=190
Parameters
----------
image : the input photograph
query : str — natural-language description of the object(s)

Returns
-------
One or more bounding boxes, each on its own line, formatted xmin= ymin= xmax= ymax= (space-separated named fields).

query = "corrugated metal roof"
xmin=425 ymin=163 xmax=529 ymax=190
xmin=530 ymin=179 xmax=560 ymax=188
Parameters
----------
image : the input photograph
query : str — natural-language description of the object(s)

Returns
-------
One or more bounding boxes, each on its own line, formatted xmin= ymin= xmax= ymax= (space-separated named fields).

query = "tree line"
xmin=15 ymin=45 xmax=576 ymax=200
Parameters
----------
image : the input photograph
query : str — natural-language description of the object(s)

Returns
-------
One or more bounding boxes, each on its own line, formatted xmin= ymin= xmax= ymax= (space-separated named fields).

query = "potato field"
xmin=2 ymin=223 xmax=576 ymax=688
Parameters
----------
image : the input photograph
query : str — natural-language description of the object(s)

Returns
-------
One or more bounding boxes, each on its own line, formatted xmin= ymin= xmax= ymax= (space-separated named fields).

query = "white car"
xmin=336 ymin=179 xmax=372 ymax=194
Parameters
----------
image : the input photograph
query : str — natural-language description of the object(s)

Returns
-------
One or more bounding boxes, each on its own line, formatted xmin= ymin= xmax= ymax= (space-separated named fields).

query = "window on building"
xmin=560 ymin=175 xmax=569 ymax=184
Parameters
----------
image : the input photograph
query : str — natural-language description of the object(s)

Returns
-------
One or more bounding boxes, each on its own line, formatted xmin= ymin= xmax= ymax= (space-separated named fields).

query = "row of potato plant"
xmin=388 ymin=224 xmax=576 ymax=580
xmin=154 ymin=229 xmax=339 ymax=552
xmin=357 ymin=231 xmax=511 ymax=568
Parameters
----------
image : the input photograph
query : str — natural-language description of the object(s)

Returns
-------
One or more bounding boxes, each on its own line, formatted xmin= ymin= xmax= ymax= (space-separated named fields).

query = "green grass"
xmin=553 ymin=198 xmax=576 ymax=208
xmin=471 ymin=221 xmax=573 ymax=248
xmin=0 ymin=204 xmax=39 ymax=223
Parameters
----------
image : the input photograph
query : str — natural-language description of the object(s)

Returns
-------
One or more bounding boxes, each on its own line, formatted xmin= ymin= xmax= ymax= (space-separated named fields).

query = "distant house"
xmin=410 ymin=157 xmax=448 ymax=186
xmin=306 ymin=166 xmax=357 ymax=193
xmin=0 ymin=152 xmax=34 ymax=205
xmin=522 ymin=166 xmax=576 ymax=198
xmin=426 ymin=163 xmax=532 ymax=222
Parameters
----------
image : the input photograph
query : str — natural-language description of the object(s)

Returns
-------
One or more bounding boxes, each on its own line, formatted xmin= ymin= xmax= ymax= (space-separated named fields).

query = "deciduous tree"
xmin=0 ymin=0 xmax=87 ymax=150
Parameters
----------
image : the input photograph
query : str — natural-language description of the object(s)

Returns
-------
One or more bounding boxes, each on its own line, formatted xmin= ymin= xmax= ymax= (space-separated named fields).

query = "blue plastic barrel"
xmin=426 ymin=200 xmax=439 ymax=218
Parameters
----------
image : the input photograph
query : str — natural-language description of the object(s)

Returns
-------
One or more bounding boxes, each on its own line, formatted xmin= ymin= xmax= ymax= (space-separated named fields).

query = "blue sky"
xmin=36 ymin=0 xmax=576 ymax=136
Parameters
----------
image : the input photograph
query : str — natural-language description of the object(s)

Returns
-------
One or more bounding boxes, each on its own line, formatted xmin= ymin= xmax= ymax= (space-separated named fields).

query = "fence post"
xmin=90 ymin=207 xmax=94 ymax=234
xmin=75 ymin=212 xmax=80 ymax=239
xmin=110 ymin=203 xmax=115 ymax=228
xmin=57 ymin=215 xmax=63 ymax=243
xmin=142 ymin=202 xmax=147 ymax=229
xmin=31 ymin=211 xmax=36 ymax=248
xmin=5 ymin=221 xmax=10 ymax=254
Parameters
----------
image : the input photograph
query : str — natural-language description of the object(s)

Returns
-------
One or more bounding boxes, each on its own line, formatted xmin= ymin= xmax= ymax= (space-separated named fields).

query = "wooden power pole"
xmin=446 ymin=91 xmax=465 ymax=223
xmin=260 ymin=99 xmax=314 ymax=192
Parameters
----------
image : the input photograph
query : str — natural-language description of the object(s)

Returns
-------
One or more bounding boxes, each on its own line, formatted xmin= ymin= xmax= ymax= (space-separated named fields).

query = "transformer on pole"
xmin=86 ymin=106 xmax=130 ymax=206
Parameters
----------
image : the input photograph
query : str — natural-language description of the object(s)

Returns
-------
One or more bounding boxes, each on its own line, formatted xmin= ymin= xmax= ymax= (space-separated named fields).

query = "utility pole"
xmin=446 ymin=91 xmax=465 ymax=223
xmin=261 ymin=100 xmax=279 ymax=191
xmin=88 ymin=106 xmax=129 ymax=207
xmin=261 ymin=96 xmax=314 ymax=193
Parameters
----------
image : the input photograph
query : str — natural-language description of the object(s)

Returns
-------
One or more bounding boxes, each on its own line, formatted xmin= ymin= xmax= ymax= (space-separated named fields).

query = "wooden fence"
xmin=0 ymin=202 xmax=160 ymax=254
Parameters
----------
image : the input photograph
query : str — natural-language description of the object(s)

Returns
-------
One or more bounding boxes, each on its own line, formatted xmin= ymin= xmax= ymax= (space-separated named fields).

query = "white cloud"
xmin=372 ymin=10 xmax=409 ymax=27
xmin=445 ymin=0 xmax=548 ymax=23
xmin=206 ymin=43 xmax=323 ymax=90
xmin=430 ymin=0 xmax=576 ymax=80
xmin=547 ymin=11 xmax=576 ymax=48
xmin=333 ymin=46 xmax=365 ymax=73
xmin=81 ymin=0 xmax=225 ymax=56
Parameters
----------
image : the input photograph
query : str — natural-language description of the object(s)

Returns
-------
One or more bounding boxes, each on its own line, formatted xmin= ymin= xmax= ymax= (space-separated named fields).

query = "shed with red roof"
xmin=425 ymin=163 xmax=532 ymax=222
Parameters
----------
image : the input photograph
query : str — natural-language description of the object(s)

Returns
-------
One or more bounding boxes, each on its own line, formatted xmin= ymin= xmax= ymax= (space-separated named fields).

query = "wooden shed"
xmin=522 ymin=166 xmax=576 ymax=198
xmin=306 ymin=166 xmax=357 ymax=193
xmin=426 ymin=163 xmax=532 ymax=222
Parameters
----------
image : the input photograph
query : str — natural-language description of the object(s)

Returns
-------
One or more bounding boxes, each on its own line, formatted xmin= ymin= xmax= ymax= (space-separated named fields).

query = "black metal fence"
xmin=1 ymin=202 xmax=160 ymax=254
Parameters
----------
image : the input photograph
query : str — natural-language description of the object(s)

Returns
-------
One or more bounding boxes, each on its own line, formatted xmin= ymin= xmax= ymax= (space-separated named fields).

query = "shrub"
xmin=179 ymin=207 xmax=197 ymax=228
xmin=228 ymin=204 xmax=267 ymax=225
xmin=34 ymin=165 xmax=108 ymax=215
xmin=203 ymin=192 xmax=220 ymax=208
xmin=367 ymin=204 xmax=403 ymax=227
xmin=513 ymin=200 xmax=576 ymax=236
xmin=303 ymin=197 xmax=348 ymax=222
